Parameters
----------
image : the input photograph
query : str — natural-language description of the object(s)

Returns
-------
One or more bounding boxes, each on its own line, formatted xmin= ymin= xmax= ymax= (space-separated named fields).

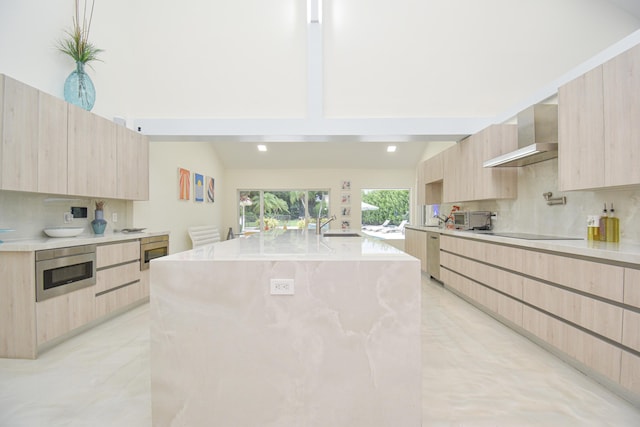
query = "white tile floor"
xmin=1 ymin=277 xmax=639 ymax=426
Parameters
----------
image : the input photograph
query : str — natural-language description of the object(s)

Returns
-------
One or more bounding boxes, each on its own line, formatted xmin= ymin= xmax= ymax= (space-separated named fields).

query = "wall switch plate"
xmin=112 ymin=212 xmax=118 ymax=223
xmin=270 ymin=279 xmax=294 ymax=295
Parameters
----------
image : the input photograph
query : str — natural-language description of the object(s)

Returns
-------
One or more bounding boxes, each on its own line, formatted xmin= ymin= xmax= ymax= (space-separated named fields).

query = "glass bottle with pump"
xmin=598 ymin=203 xmax=608 ymax=241
xmin=607 ymin=203 xmax=619 ymax=242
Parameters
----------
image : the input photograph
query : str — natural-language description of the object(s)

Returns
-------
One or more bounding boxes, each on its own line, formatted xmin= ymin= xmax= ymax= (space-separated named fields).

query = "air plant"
xmin=57 ymin=0 xmax=103 ymax=65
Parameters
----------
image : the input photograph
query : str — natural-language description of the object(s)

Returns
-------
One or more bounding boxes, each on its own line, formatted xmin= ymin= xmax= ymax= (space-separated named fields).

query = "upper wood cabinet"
xmin=1 ymin=75 xmax=39 ymax=192
xmin=116 ymin=126 xmax=149 ymax=200
xmin=38 ymin=91 xmax=68 ymax=194
xmin=559 ymin=44 xmax=640 ymax=191
xmin=423 ymin=152 xmax=444 ymax=183
xmin=442 ymin=124 xmax=517 ymax=203
xmin=417 ymin=152 xmax=445 ymax=205
xmin=0 ymin=74 xmax=149 ymax=200
xmin=67 ymin=104 xmax=118 ymax=198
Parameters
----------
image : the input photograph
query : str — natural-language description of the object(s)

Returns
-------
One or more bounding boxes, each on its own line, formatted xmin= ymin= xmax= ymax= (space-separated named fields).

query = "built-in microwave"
xmin=452 ymin=211 xmax=492 ymax=230
xmin=140 ymin=235 xmax=169 ymax=270
xmin=35 ymin=245 xmax=96 ymax=302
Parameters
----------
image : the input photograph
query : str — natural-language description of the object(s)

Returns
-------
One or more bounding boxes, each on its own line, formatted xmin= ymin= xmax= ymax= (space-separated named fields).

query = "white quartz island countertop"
xmin=150 ymin=230 xmax=422 ymax=426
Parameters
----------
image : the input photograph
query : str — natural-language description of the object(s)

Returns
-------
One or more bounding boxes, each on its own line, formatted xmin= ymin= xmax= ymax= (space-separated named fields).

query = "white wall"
xmin=133 ymin=141 xmax=225 ymax=253
xmin=1 ymin=1 xmax=638 ymax=122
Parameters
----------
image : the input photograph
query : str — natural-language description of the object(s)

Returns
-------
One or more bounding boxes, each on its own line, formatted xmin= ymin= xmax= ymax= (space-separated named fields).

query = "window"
xmin=360 ymin=189 xmax=409 ymax=238
xmin=238 ymin=189 xmax=330 ymax=234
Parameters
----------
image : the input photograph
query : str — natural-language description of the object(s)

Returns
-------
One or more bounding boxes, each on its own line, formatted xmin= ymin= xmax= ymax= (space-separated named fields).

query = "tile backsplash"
xmin=435 ymin=158 xmax=640 ymax=243
xmin=0 ymin=191 xmax=131 ymax=240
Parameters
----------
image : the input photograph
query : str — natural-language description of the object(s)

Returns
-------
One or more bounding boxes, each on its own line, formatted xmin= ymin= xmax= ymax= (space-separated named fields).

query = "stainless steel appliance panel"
xmin=141 ymin=235 xmax=169 ymax=270
xmin=427 ymin=231 xmax=440 ymax=281
xmin=35 ymin=244 xmax=96 ymax=302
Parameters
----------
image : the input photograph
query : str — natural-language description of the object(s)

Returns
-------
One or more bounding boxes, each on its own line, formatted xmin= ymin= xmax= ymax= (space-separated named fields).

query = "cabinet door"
xmin=67 ymin=104 xmax=117 ymax=197
xmin=1 ymin=76 xmax=38 ymax=191
xmin=423 ymin=152 xmax=444 ymax=183
xmin=603 ymin=44 xmax=640 ymax=187
xmin=478 ymin=125 xmax=517 ymax=200
xmin=405 ymin=228 xmax=427 ymax=272
xmin=38 ymin=91 xmax=68 ymax=194
xmin=558 ymin=66 xmax=605 ymax=191
xmin=442 ymin=142 xmax=461 ymax=203
xmin=117 ymin=126 xmax=149 ymax=200
xmin=36 ymin=286 xmax=96 ymax=346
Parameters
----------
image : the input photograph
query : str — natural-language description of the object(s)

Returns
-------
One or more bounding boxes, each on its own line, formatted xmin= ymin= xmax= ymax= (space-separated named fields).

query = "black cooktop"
xmin=475 ymin=231 xmax=583 ymax=240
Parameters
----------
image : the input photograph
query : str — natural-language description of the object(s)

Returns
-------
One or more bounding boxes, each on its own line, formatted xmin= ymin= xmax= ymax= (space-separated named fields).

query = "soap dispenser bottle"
xmin=599 ymin=203 xmax=608 ymax=241
xmin=607 ymin=203 xmax=619 ymax=243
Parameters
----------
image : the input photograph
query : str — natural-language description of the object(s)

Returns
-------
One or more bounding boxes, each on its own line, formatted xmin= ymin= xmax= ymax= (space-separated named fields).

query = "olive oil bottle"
xmin=598 ymin=203 xmax=608 ymax=241
xmin=607 ymin=203 xmax=620 ymax=243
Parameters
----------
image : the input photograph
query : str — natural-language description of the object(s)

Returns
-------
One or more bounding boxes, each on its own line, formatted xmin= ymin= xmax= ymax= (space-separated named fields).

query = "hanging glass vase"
xmin=63 ymin=61 xmax=96 ymax=111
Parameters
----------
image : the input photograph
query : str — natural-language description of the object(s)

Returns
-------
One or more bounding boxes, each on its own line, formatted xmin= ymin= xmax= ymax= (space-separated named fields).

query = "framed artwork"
xmin=341 ymin=193 xmax=351 ymax=205
xmin=178 ymin=167 xmax=190 ymax=200
xmin=206 ymin=176 xmax=215 ymax=202
xmin=194 ymin=173 xmax=204 ymax=202
xmin=341 ymin=180 xmax=351 ymax=190
xmin=341 ymin=220 xmax=351 ymax=230
xmin=341 ymin=207 xmax=351 ymax=217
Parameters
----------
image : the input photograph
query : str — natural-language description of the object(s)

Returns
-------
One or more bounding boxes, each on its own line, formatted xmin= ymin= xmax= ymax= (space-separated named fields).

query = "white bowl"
xmin=44 ymin=227 xmax=84 ymax=237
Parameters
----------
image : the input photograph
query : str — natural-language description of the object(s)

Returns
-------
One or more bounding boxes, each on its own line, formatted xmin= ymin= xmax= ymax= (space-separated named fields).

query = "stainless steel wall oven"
xmin=140 ymin=235 xmax=169 ymax=270
xmin=35 ymin=245 xmax=96 ymax=302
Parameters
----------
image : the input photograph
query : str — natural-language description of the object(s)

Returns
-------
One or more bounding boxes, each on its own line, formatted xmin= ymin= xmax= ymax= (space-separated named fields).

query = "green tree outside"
xmin=361 ymin=190 xmax=409 ymax=226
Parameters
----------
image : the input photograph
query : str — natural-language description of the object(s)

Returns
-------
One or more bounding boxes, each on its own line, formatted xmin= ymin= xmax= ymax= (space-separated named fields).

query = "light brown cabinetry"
xmin=67 ymin=104 xmax=118 ymax=198
xmin=440 ymin=234 xmax=639 ymax=400
xmin=0 ymin=74 xmax=149 ymax=200
xmin=0 ymin=252 xmax=37 ymax=359
xmin=559 ymin=44 xmax=640 ymax=191
xmin=0 ymin=76 xmax=69 ymax=194
xmin=1 ymin=75 xmax=39 ymax=191
xmin=442 ymin=125 xmax=517 ymax=202
xmin=95 ymin=240 xmax=146 ymax=319
xmin=36 ymin=287 xmax=96 ymax=346
xmin=117 ymin=126 xmax=149 ymax=200
xmin=422 ymin=153 xmax=444 ymax=205
xmin=404 ymin=227 xmax=427 ymax=272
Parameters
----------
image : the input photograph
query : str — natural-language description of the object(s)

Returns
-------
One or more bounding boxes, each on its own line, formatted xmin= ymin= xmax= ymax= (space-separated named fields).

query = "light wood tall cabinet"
xmin=421 ymin=152 xmax=444 ymax=205
xmin=116 ymin=126 xmax=149 ymax=200
xmin=559 ymin=44 xmax=640 ymax=191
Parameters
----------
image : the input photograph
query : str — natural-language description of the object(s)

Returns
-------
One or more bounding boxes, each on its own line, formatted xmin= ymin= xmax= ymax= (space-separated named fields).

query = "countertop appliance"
xmin=483 ymin=104 xmax=558 ymax=168
xmin=453 ymin=211 xmax=492 ymax=230
xmin=35 ymin=244 xmax=96 ymax=302
xmin=140 ymin=235 xmax=169 ymax=270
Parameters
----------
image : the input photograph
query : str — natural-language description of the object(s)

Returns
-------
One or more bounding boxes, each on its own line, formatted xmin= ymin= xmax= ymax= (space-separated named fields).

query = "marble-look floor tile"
xmin=0 ymin=278 xmax=639 ymax=426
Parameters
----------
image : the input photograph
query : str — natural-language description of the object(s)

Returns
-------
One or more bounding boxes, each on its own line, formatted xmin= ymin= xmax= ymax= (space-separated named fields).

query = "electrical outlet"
xmin=112 ymin=212 xmax=118 ymax=223
xmin=270 ymin=279 xmax=294 ymax=295
xmin=63 ymin=212 xmax=74 ymax=223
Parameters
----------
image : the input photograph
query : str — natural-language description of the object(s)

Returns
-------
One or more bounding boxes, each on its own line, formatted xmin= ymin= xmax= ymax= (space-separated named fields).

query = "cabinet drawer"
xmin=95 ymin=280 xmax=147 ymax=319
xmin=97 ymin=241 xmax=140 ymax=268
xmin=621 ymin=351 xmax=640 ymax=396
xmin=523 ymin=277 xmax=623 ymax=342
xmin=96 ymin=262 xmax=141 ymax=294
xmin=522 ymin=251 xmax=624 ymax=302
xmin=522 ymin=306 xmax=621 ymax=383
xmin=36 ymin=286 xmax=95 ymax=346
xmin=624 ymin=268 xmax=640 ymax=309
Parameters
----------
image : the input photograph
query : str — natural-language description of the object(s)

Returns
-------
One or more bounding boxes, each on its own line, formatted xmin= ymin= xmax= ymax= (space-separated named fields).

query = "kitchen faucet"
xmin=316 ymin=214 xmax=337 ymax=235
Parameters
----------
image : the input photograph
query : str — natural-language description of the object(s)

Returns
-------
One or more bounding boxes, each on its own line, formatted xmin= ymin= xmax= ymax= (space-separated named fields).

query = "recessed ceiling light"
xmin=257 ymin=145 xmax=267 ymax=152
xmin=387 ymin=145 xmax=397 ymax=153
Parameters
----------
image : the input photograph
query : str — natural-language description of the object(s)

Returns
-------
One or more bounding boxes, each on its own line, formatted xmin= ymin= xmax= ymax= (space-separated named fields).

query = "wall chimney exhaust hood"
xmin=483 ymin=104 xmax=558 ymax=168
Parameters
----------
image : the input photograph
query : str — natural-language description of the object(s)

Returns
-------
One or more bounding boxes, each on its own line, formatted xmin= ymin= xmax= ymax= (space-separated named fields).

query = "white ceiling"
xmin=155 ymin=0 xmax=640 ymax=170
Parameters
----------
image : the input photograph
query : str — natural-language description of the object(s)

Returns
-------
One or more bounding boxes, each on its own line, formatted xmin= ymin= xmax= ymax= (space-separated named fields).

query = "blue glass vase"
xmin=64 ymin=61 xmax=96 ymax=111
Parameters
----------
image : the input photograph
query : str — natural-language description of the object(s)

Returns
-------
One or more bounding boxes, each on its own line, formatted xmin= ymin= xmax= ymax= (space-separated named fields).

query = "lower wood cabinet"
xmin=36 ymin=287 xmax=95 ymax=346
xmin=404 ymin=228 xmax=427 ymax=272
xmin=95 ymin=240 xmax=146 ymax=319
xmin=440 ymin=234 xmax=640 ymax=403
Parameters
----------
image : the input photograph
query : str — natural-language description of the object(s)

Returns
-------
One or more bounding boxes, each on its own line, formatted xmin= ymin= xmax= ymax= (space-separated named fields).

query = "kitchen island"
xmin=150 ymin=230 xmax=421 ymax=426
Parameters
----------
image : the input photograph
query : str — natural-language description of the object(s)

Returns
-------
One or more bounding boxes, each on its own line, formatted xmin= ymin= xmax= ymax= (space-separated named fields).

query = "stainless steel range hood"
xmin=483 ymin=104 xmax=558 ymax=167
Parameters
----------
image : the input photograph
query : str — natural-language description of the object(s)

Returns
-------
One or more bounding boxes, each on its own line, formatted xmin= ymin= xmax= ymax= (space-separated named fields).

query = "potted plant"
xmin=57 ymin=0 xmax=103 ymax=111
